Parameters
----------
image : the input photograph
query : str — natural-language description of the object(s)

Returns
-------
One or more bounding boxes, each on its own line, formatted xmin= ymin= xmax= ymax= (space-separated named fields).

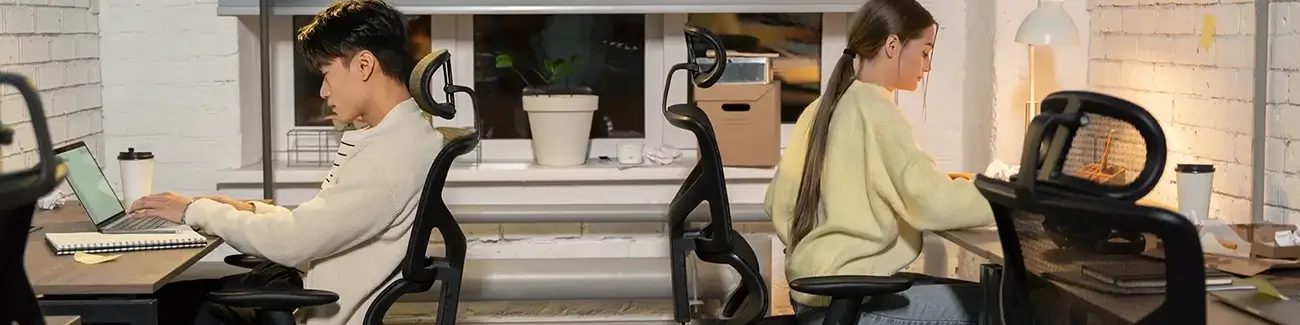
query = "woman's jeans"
xmin=792 ymin=273 xmax=983 ymax=325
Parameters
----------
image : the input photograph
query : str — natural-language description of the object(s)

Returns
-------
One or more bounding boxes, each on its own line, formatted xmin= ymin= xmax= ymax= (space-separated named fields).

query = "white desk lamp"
xmin=1016 ymin=0 xmax=1080 ymax=130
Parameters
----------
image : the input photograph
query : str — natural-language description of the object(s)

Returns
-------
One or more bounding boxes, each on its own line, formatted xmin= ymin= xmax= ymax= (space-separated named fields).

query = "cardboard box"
xmin=1150 ymin=223 xmax=1300 ymax=276
xmin=1236 ymin=224 xmax=1300 ymax=259
xmin=693 ymin=81 xmax=782 ymax=167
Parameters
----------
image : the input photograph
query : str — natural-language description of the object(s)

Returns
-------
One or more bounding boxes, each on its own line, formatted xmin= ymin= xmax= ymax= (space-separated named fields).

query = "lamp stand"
xmin=1024 ymin=45 xmax=1039 ymax=132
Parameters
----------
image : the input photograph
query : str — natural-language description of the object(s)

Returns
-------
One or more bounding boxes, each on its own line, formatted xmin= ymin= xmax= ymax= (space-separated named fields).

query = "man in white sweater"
xmin=129 ymin=1 xmax=443 ymax=324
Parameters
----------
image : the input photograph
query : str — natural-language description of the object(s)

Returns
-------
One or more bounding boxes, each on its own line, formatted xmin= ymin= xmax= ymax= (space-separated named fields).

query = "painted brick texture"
xmin=98 ymin=0 xmax=241 ymax=194
xmin=1088 ymin=0 xmax=1264 ymax=223
xmin=1263 ymin=1 xmax=1300 ymax=224
xmin=0 ymin=0 xmax=103 ymax=174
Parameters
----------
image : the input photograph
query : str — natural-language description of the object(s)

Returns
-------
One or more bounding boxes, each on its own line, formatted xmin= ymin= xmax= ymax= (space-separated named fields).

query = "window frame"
xmin=273 ymin=13 xmax=850 ymax=161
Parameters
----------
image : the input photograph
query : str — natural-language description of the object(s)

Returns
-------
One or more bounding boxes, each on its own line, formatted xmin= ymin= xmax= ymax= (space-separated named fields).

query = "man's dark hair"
xmin=296 ymin=0 xmax=413 ymax=80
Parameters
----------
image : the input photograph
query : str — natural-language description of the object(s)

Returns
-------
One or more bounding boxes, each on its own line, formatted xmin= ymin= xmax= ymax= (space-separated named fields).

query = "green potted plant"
xmin=495 ymin=54 xmax=598 ymax=166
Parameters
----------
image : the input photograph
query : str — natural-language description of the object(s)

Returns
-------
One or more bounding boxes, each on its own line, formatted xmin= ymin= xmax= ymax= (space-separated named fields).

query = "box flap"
xmin=695 ymin=84 xmax=776 ymax=102
xmin=1145 ymin=245 xmax=1300 ymax=277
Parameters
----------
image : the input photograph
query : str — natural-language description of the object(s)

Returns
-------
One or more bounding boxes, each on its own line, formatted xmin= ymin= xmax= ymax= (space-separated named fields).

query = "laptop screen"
xmin=57 ymin=144 xmax=126 ymax=225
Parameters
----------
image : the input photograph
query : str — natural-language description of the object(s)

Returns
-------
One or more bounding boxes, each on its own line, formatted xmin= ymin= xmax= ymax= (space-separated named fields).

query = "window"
xmin=472 ymin=14 xmax=647 ymax=140
xmin=687 ymin=13 xmax=822 ymax=123
xmin=265 ymin=13 xmax=844 ymax=161
xmin=291 ymin=15 xmax=433 ymax=127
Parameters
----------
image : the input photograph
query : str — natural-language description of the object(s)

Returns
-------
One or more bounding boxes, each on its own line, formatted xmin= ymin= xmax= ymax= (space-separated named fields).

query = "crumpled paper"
xmin=1199 ymin=218 xmax=1252 ymax=257
xmin=983 ymin=160 xmax=1021 ymax=181
xmin=645 ymin=145 xmax=682 ymax=165
xmin=1273 ymin=229 xmax=1300 ymax=247
xmin=37 ymin=190 xmax=69 ymax=210
xmin=73 ymin=251 xmax=122 ymax=265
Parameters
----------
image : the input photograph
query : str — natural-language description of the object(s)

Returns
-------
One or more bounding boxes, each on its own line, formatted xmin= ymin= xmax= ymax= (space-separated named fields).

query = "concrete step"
xmin=385 ymin=315 xmax=680 ymax=325
xmin=383 ymin=300 xmax=679 ymax=325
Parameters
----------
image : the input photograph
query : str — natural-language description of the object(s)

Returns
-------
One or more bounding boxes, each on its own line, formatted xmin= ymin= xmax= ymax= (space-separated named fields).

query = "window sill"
xmin=215 ymin=158 xmax=776 ymax=185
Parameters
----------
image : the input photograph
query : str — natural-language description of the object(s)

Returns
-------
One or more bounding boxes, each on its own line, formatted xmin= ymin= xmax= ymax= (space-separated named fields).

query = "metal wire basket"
xmin=286 ymin=129 xmax=343 ymax=167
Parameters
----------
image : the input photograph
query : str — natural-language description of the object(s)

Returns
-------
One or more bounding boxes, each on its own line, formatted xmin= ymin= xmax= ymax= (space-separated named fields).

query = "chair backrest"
xmin=398 ymin=49 xmax=481 ymax=283
xmin=1 ymin=72 xmax=65 ymax=325
xmin=1016 ymin=91 xmax=1167 ymax=203
xmin=978 ymin=90 xmax=1205 ymax=325
xmin=662 ymin=24 xmax=769 ymax=325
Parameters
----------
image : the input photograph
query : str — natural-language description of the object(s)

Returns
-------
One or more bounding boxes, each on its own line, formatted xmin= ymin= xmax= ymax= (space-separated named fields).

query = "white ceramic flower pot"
xmin=522 ymin=94 xmax=598 ymax=166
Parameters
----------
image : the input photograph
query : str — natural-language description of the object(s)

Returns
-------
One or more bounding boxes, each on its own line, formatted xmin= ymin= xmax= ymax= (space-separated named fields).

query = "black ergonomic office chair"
xmin=973 ymin=91 xmax=1205 ymax=325
xmin=663 ymin=25 xmax=913 ymax=325
xmin=207 ymin=49 xmax=480 ymax=325
xmin=0 ymin=72 xmax=67 ymax=325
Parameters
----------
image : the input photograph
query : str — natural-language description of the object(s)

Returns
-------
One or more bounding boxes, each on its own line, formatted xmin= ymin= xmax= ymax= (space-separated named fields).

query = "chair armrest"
xmin=207 ymin=288 xmax=339 ymax=310
xmin=789 ymin=275 xmax=913 ymax=298
xmin=224 ymin=254 xmax=267 ymax=269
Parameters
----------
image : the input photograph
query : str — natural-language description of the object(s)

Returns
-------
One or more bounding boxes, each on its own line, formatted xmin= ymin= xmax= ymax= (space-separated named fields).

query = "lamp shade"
xmin=1015 ymin=0 xmax=1080 ymax=45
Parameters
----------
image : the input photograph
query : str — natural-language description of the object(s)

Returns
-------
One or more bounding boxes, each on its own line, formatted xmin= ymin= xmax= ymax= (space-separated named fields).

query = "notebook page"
xmin=45 ymin=230 xmax=207 ymax=252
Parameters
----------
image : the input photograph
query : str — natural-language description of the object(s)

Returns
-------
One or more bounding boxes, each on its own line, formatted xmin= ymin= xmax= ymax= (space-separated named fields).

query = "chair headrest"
xmin=1017 ymin=90 xmax=1167 ymax=202
xmin=409 ymin=49 xmax=456 ymax=120
xmin=683 ymin=24 xmax=726 ymax=89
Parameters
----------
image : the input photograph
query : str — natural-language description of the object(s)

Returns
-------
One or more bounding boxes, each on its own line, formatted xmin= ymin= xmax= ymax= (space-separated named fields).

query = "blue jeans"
xmin=793 ymin=275 xmax=983 ymax=325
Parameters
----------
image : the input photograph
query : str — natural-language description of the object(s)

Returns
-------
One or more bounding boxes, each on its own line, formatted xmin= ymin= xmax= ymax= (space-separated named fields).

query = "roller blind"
xmin=217 ymin=0 xmax=862 ymax=16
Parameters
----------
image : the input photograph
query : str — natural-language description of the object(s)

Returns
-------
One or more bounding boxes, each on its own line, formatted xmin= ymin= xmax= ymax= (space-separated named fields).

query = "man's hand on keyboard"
xmin=195 ymin=195 xmax=255 ymax=212
xmin=127 ymin=192 xmax=193 ymax=224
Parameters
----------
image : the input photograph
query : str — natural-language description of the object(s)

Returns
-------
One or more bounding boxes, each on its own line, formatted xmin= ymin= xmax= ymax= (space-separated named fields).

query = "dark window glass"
xmin=473 ymin=14 xmax=646 ymax=139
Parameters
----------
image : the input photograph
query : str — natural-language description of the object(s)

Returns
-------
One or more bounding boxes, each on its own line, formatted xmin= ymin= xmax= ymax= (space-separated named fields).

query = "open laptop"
xmin=1212 ymin=290 xmax=1300 ymax=325
xmin=55 ymin=141 xmax=181 ymax=234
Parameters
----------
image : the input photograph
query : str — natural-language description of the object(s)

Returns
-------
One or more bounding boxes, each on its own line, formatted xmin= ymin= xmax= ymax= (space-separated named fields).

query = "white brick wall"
xmin=98 ymin=0 xmax=242 ymax=194
xmin=1265 ymin=0 xmax=1300 ymax=223
xmin=991 ymin=0 xmax=1091 ymax=164
xmin=1087 ymin=0 xmax=1259 ymax=222
xmin=0 ymin=0 xmax=103 ymax=173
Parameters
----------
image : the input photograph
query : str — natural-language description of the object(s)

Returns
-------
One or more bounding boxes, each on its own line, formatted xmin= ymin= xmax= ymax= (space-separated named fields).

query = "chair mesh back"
xmin=986 ymin=90 xmax=1204 ymax=325
xmin=400 ymin=50 xmax=478 ymax=280
xmin=1026 ymin=91 xmax=1166 ymax=202
xmin=1059 ymin=113 xmax=1148 ymax=188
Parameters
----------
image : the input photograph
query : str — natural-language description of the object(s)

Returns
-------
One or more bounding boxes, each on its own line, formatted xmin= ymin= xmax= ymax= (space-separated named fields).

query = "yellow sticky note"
xmin=73 ymin=251 xmax=122 ymax=265
xmin=1241 ymin=276 xmax=1289 ymax=300
xmin=1199 ymin=14 xmax=1217 ymax=50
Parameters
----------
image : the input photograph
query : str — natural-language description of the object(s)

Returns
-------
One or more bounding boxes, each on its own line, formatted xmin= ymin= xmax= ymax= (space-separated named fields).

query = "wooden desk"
xmin=26 ymin=203 xmax=222 ymax=294
xmin=25 ymin=203 xmax=222 ymax=324
xmin=937 ymin=228 xmax=1277 ymax=325
xmin=45 ymin=315 xmax=81 ymax=325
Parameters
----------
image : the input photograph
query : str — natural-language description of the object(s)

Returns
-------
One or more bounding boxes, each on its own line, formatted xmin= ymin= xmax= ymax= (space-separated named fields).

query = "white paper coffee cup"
xmin=1176 ymin=163 xmax=1215 ymax=225
xmin=118 ymin=148 xmax=155 ymax=208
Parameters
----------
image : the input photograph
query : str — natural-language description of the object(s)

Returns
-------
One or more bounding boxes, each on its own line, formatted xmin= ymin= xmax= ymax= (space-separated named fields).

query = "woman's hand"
xmin=948 ymin=172 xmax=975 ymax=180
xmin=195 ymin=195 xmax=256 ymax=212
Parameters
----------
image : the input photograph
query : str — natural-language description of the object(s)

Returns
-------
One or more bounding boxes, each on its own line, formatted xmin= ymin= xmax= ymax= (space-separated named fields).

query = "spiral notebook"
xmin=45 ymin=230 xmax=209 ymax=255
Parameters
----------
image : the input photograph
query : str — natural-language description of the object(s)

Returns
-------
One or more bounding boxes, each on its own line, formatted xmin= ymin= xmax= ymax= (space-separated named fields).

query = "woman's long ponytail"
xmin=789 ymin=51 xmax=858 ymax=248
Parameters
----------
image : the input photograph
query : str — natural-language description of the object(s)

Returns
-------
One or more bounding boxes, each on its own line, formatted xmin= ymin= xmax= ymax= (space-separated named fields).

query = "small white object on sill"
xmin=645 ymin=145 xmax=682 ymax=166
xmin=982 ymin=159 xmax=1020 ymax=181
xmin=37 ymin=190 xmax=69 ymax=210
xmin=617 ymin=142 xmax=645 ymax=165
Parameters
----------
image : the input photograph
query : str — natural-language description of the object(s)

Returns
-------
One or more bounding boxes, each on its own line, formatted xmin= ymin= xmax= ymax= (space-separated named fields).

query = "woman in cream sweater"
xmin=765 ymin=0 xmax=996 ymax=324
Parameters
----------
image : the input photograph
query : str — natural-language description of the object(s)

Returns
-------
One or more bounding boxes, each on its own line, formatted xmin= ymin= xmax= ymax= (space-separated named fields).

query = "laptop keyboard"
xmin=111 ymin=216 xmax=170 ymax=230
